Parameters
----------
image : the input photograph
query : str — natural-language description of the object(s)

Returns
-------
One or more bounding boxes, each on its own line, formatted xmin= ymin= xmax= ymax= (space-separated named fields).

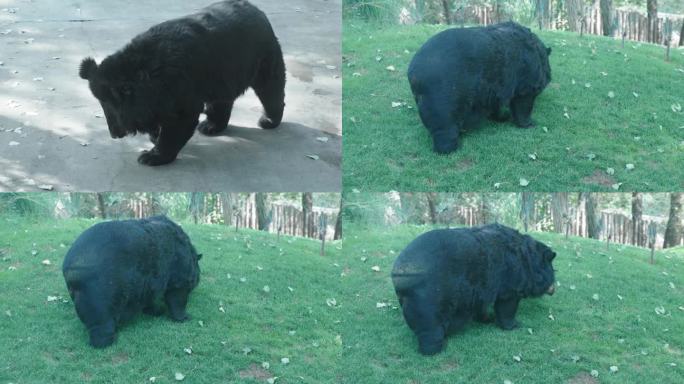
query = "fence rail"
xmin=457 ymin=5 xmax=682 ymax=46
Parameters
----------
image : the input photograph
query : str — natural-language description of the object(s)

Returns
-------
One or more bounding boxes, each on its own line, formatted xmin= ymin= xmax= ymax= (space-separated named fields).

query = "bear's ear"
xmin=79 ymin=57 xmax=98 ymax=80
xmin=546 ymin=47 xmax=552 ymax=56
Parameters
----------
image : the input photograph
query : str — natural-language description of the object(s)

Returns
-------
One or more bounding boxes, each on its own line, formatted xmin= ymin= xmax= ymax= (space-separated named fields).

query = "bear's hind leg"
xmin=164 ymin=288 xmax=191 ymax=322
xmin=252 ymin=48 xmax=286 ymax=129
xmin=510 ymin=94 xmax=537 ymax=128
xmin=494 ymin=296 xmax=520 ymax=330
xmin=415 ymin=93 xmax=462 ymax=154
xmin=197 ymin=100 xmax=234 ymax=135
xmin=72 ymin=289 xmax=117 ymax=348
xmin=400 ymin=293 xmax=446 ymax=355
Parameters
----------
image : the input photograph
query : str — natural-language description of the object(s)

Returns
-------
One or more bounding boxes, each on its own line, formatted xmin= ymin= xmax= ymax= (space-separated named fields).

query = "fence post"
xmin=319 ymin=215 xmax=327 ymax=256
xmin=647 ymin=222 xmax=657 ymax=264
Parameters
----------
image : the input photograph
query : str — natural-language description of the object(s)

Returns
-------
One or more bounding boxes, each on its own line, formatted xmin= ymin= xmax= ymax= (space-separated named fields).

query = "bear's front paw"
xmin=258 ymin=115 xmax=280 ymax=129
xmin=197 ymin=119 xmax=227 ymax=135
xmin=138 ymin=149 xmax=176 ymax=166
xmin=497 ymin=319 xmax=520 ymax=330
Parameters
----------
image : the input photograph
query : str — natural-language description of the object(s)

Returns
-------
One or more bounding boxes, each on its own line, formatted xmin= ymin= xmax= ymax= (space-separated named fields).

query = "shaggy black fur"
xmin=79 ymin=0 xmax=286 ymax=165
xmin=407 ymin=22 xmax=551 ymax=154
xmin=391 ymin=224 xmax=556 ymax=355
xmin=62 ymin=216 xmax=202 ymax=348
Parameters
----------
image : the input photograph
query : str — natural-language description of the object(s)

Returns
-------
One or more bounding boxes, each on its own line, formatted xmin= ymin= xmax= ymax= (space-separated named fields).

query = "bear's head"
xmin=526 ymin=237 xmax=556 ymax=297
xmin=79 ymin=56 xmax=161 ymax=139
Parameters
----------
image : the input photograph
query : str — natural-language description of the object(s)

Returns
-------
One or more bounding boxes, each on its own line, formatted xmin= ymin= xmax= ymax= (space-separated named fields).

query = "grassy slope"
xmin=338 ymin=224 xmax=684 ymax=384
xmin=343 ymin=22 xmax=684 ymax=192
xmin=0 ymin=217 xmax=343 ymax=384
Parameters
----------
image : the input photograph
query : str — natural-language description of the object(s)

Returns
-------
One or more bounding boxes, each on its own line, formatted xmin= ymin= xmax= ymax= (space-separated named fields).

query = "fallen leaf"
xmin=606 ymin=167 xmax=615 ymax=175
xmin=519 ymin=178 xmax=529 ymax=187
xmin=280 ymin=357 xmax=290 ymax=365
xmin=607 ymin=91 xmax=615 ymax=98
xmin=175 ymin=372 xmax=185 ymax=381
xmin=316 ymin=136 xmax=329 ymax=143
xmin=590 ymin=370 xmax=599 ymax=378
xmin=326 ymin=298 xmax=337 ymax=307
xmin=38 ymin=184 xmax=54 ymax=191
xmin=41 ymin=259 xmax=51 ymax=265
xmin=306 ymin=154 xmax=319 ymax=160
xmin=371 ymin=265 xmax=380 ymax=272
xmin=625 ymin=163 xmax=635 ymax=170
xmin=391 ymin=101 xmax=402 ymax=108
xmin=184 ymin=347 xmax=192 ymax=355
xmin=385 ymin=65 xmax=396 ymax=71
xmin=513 ymin=355 xmax=521 ymax=362
xmin=528 ymin=153 xmax=537 ymax=160
xmin=609 ymin=365 xmax=618 ymax=373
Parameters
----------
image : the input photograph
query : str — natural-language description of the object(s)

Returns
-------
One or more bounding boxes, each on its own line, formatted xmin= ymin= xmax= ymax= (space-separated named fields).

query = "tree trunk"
xmin=647 ymin=0 xmax=658 ymax=43
xmin=96 ymin=193 xmax=106 ymax=219
xmin=631 ymin=192 xmax=643 ymax=246
xmin=680 ymin=21 xmax=684 ymax=46
xmin=188 ymin=193 xmax=203 ymax=224
xmin=565 ymin=0 xmax=583 ymax=32
xmin=520 ymin=192 xmax=535 ymax=232
xmin=426 ymin=193 xmax=438 ymax=224
xmin=480 ymin=193 xmax=492 ymax=225
xmin=551 ymin=193 xmax=569 ymax=233
xmin=663 ymin=193 xmax=684 ymax=248
xmin=399 ymin=193 xmax=426 ymax=224
xmin=220 ymin=192 xmax=234 ymax=226
xmin=302 ymin=193 xmax=313 ymax=237
xmin=441 ymin=0 xmax=451 ymax=24
xmin=334 ymin=198 xmax=343 ymax=240
xmin=600 ymin=0 xmax=613 ymax=36
xmin=255 ymin=193 xmax=270 ymax=231
xmin=584 ymin=192 xmax=601 ymax=239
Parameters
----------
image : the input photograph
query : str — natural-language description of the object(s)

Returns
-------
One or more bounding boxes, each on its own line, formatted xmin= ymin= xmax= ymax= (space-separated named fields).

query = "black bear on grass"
xmin=62 ymin=216 xmax=201 ymax=348
xmin=391 ymin=224 xmax=556 ymax=355
xmin=79 ymin=0 xmax=286 ymax=165
xmin=407 ymin=22 xmax=551 ymax=154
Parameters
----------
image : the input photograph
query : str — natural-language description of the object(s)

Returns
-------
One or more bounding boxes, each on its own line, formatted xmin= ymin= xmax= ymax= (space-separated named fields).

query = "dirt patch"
xmin=111 ymin=353 xmax=129 ymax=365
xmin=565 ymin=372 xmax=598 ymax=384
xmin=456 ymin=158 xmax=474 ymax=171
xmin=238 ymin=364 xmax=273 ymax=380
xmin=581 ymin=169 xmax=615 ymax=187
xmin=440 ymin=360 xmax=459 ymax=372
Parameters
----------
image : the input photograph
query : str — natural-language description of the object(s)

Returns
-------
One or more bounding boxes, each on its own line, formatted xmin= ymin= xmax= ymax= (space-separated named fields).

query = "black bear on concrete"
xmin=62 ymin=216 xmax=201 ymax=348
xmin=407 ymin=22 xmax=551 ymax=154
xmin=391 ymin=224 xmax=556 ymax=355
xmin=79 ymin=0 xmax=286 ymax=165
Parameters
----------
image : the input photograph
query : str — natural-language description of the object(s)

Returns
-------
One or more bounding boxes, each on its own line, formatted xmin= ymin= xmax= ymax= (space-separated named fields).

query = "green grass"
xmin=0 ymin=217 xmax=343 ymax=384
xmin=338 ymin=223 xmax=684 ymax=383
xmin=343 ymin=22 xmax=684 ymax=192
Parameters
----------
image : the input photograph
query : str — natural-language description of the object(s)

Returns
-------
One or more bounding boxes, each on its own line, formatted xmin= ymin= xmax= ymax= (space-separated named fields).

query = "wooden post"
xmin=319 ymin=215 xmax=327 ymax=256
xmin=648 ymin=222 xmax=657 ymax=264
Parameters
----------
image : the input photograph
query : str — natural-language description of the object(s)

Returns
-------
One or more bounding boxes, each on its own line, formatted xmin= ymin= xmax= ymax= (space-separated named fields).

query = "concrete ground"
xmin=0 ymin=0 xmax=341 ymax=192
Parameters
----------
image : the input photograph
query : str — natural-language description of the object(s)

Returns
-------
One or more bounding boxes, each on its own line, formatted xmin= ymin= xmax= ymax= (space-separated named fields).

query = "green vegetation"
xmin=0 ymin=218 xmax=342 ymax=384
xmin=338 ymin=223 xmax=684 ymax=383
xmin=343 ymin=22 xmax=684 ymax=191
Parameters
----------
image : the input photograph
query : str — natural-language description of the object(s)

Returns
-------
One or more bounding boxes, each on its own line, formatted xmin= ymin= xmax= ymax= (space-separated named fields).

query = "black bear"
xmin=407 ymin=22 xmax=551 ymax=154
xmin=62 ymin=216 xmax=202 ymax=348
xmin=79 ymin=0 xmax=286 ymax=165
xmin=391 ymin=224 xmax=556 ymax=355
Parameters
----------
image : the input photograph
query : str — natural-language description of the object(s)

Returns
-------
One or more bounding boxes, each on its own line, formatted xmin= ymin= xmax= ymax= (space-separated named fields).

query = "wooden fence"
xmin=446 ymin=206 xmax=673 ymax=249
xmin=233 ymin=198 xmax=338 ymax=241
xmin=458 ymin=5 xmax=682 ymax=46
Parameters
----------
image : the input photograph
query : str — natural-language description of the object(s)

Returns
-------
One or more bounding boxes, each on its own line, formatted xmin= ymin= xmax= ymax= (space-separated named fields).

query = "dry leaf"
xmin=306 ymin=154 xmax=319 ymax=160
xmin=385 ymin=65 xmax=396 ymax=71
xmin=371 ymin=265 xmax=380 ymax=272
xmin=280 ymin=357 xmax=290 ymax=365
xmin=625 ymin=163 xmax=635 ymax=170
xmin=519 ymin=178 xmax=529 ymax=187
xmin=175 ymin=372 xmax=185 ymax=381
